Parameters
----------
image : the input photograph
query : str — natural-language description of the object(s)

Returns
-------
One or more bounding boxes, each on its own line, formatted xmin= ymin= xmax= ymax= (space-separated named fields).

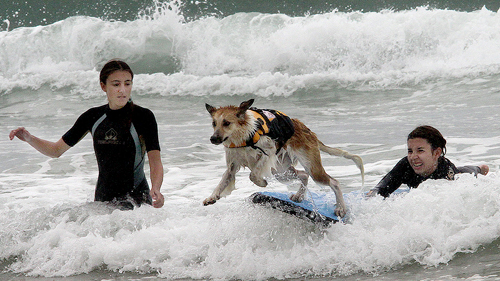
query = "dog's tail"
xmin=319 ymin=142 xmax=365 ymax=185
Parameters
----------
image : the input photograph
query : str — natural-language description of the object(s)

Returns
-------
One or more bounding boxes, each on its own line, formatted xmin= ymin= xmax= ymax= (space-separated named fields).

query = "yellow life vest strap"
xmin=226 ymin=110 xmax=270 ymax=148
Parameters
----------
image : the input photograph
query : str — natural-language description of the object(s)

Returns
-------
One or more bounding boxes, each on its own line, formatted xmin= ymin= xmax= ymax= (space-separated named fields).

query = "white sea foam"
xmin=1 ymin=6 xmax=499 ymax=96
xmin=1 ymin=165 xmax=499 ymax=279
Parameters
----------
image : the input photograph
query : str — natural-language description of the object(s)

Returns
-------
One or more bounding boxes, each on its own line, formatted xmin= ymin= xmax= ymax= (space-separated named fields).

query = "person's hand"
xmin=479 ymin=165 xmax=489 ymax=176
xmin=150 ymin=188 xmax=164 ymax=208
xmin=9 ymin=127 xmax=32 ymax=142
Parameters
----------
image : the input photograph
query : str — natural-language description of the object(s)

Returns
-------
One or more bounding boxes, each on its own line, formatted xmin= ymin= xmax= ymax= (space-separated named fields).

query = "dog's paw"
xmin=203 ymin=196 xmax=218 ymax=206
xmin=334 ymin=205 xmax=347 ymax=218
xmin=249 ymin=173 xmax=267 ymax=187
xmin=289 ymin=192 xmax=304 ymax=202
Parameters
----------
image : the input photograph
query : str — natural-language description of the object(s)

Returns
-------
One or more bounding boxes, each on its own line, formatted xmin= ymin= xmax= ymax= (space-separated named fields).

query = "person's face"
xmin=407 ymin=137 xmax=442 ymax=177
xmin=100 ymin=70 xmax=132 ymax=110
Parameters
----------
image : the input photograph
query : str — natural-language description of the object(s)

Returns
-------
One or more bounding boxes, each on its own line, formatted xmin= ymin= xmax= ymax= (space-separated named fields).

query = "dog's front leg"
xmin=203 ymin=162 xmax=238 ymax=205
xmin=249 ymin=153 xmax=270 ymax=187
xmin=249 ymin=172 xmax=267 ymax=187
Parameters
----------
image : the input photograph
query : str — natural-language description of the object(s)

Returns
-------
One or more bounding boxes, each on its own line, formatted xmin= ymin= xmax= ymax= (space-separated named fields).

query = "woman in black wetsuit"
xmin=368 ymin=125 xmax=489 ymax=197
xmin=9 ymin=60 xmax=164 ymax=209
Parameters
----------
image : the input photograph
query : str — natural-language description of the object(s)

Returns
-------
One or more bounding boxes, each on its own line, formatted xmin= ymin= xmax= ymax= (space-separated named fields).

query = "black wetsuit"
xmin=62 ymin=102 xmax=160 ymax=206
xmin=374 ymin=156 xmax=481 ymax=197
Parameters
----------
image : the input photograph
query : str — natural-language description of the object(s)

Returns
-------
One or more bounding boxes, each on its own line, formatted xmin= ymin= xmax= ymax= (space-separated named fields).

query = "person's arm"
xmin=366 ymin=157 xmax=407 ymax=197
xmin=456 ymin=165 xmax=489 ymax=176
xmin=9 ymin=127 xmax=70 ymax=158
xmin=370 ymin=171 xmax=402 ymax=197
xmin=147 ymin=149 xmax=164 ymax=208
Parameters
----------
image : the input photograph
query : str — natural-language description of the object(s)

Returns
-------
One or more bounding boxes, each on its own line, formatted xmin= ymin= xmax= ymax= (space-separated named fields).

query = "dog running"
xmin=204 ymin=99 xmax=364 ymax=217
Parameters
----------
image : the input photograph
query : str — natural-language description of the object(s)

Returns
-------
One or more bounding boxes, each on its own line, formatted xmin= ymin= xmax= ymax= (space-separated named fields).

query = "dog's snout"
xmin=210 ymin=135 xmax=222 ymax=145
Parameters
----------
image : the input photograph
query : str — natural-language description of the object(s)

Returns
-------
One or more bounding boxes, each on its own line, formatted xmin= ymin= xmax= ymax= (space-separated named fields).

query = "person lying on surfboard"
xmin=367 ymin=125 xmax=489 ymax=197
xmin=9 ymin=59 xmax=164 ymax=210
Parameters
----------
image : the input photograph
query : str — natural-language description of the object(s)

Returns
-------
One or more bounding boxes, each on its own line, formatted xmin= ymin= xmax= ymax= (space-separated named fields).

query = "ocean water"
xmin=1 ymin=0 xmax=500 ymax=280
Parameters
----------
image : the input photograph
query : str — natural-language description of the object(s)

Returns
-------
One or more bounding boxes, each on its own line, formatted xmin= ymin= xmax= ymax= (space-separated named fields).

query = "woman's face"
xmin=407 ymin=137 xmax=442 ymax=177
xmin=100 ymin=70 xmax=133 ymax=110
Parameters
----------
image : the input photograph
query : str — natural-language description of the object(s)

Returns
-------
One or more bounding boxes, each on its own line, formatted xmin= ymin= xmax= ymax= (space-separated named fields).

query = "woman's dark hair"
xmin=100 ymin=59 xmax=135 ymax=126
xmin=408 ymin=125 xmax=447 ymax=155
xmin=99 ymin=59 xmax=134 ymax=84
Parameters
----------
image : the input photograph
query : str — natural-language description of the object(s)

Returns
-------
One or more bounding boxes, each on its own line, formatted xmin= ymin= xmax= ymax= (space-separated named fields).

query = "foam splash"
xmin=1 ymin=172 xmax=499 ymax=279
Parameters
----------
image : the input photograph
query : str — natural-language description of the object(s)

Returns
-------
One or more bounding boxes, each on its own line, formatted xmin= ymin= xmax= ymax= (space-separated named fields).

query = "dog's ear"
xmin=237 ymin=99 xmax=254 ymax=119
xmin=236 ymin=99 xmax=254 ymax=119
xmin=206 ymin=103 xmax=216 ymax=116
xmin=239 ymin=99 xmax=254 ymax=110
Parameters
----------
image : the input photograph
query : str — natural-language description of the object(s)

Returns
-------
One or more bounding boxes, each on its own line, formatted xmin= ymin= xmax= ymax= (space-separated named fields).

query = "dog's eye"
xmin=223 ymin=120 xmax=231 ymax=127
xmin=212 ymin=120 xmax=216 ymax=127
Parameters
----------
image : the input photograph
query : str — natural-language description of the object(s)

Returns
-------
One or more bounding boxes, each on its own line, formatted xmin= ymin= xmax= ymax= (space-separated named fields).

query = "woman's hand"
xmin=150 ymin=188 xmax=164 ymax=208
xmin=9 ymin=127 xmax=33 ymax=142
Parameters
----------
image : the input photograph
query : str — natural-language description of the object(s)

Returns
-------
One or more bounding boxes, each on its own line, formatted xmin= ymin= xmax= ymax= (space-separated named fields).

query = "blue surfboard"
xmin=250 ymin=188 xmax=408 ymax=226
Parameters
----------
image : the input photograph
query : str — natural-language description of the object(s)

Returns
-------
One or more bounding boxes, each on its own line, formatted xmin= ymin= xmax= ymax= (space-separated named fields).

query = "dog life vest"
xmin=227 ymin=108 xmax=295 ymax=154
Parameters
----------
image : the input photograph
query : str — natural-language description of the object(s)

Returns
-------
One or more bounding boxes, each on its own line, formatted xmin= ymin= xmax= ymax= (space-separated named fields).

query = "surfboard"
xmin=250 ymin=188 xmax=408 ymax=226
xmin=250 ymin=191 xmax=344 ymax=226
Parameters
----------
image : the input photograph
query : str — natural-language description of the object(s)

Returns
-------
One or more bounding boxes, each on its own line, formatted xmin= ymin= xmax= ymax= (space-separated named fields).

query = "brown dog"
xmin=204 ymin=99 xmax=364 ymax=217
